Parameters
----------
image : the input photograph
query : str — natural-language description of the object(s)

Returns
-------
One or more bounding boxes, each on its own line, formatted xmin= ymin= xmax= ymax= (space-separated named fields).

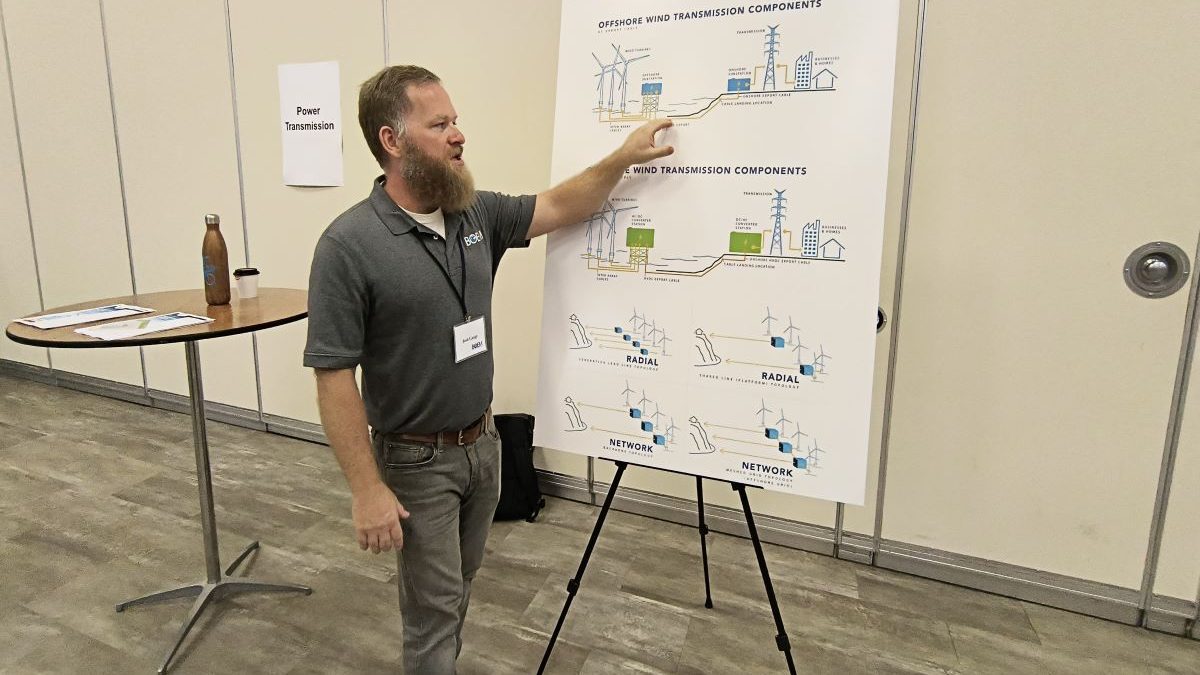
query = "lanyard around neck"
xmin=416 ymin=226 xmax=470 ymax=321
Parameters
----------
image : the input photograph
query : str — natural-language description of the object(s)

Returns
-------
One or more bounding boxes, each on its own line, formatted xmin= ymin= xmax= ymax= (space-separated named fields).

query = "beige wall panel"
xmin=880 ymin=2 xmax=1200 ymax=587
xmin=229 ymin=0 xmax=383 ymax=423
xmin=0 ymin=25 xmax=46 ymax=366
xmin=1157 ymin=399 xmax=1200 ymax=600
xmin=4 ymin=0 xmax=139 ymax=383
xmin=1156 ymin=300 xmax=1200 ymax=599
xmin=103 ymin=0 xmax=256 ymax=409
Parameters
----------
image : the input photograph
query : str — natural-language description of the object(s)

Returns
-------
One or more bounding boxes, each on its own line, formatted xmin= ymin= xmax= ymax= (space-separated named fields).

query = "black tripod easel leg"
xmin=734 ymin=483 xmax=797 ymax=675
xmin=696 ymin=476 xmax=714 ymax=609
xmin=538 ymin=461 xmax=628 ymax=675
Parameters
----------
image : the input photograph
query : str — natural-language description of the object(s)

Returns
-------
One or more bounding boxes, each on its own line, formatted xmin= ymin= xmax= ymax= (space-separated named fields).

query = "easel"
xmin=537 ymin=460 xmax=797 ymax=674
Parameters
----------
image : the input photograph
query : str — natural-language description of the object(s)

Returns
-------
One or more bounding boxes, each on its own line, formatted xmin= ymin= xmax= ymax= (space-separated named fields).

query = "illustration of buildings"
xmin=820 ymin=238 xmax=845 ymax=260
xmin=794 ymin=51 xmax=814 ymax=90
xmin=801 ymin=219 xmax=821 ymax=258
xmin=814 ymin=68 xmax=838 ymax=90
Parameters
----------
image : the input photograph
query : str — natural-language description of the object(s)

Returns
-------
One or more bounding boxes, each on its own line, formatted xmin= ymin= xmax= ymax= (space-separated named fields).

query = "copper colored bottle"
xmin=202 ymin=214 xmax=231 ymax=305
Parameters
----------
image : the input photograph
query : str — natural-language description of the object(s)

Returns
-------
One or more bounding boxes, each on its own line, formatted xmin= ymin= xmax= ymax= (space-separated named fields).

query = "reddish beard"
xmin=400 ymin=137 xmax=476 ymax=214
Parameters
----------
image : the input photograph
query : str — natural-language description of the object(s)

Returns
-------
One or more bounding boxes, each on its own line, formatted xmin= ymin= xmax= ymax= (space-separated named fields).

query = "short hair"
xmin=358 ymin=65 xmax=440 ymax=167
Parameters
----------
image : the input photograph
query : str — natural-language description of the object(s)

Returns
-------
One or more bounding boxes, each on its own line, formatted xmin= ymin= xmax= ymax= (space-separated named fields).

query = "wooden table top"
xmin=5 ymin=288 xmax=307 ymax=349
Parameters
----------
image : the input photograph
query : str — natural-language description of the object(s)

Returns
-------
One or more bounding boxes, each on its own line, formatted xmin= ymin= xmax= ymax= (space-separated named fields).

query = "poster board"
xmin=534 ymin=0 xmax=901 ymax=504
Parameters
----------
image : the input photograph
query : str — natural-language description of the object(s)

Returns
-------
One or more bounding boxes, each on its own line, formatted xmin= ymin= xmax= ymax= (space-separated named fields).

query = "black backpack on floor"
xmin=493 ymin=413 xmax=545 ymax=522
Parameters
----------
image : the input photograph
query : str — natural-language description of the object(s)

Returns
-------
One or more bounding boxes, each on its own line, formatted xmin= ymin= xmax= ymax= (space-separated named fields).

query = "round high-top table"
xmin=6 ymin=288 xmax=312 ymax=674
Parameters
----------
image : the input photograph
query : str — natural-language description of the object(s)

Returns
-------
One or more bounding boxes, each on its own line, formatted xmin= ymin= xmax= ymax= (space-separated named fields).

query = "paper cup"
xmin=234 ymin=268 xmax=259 ymax=299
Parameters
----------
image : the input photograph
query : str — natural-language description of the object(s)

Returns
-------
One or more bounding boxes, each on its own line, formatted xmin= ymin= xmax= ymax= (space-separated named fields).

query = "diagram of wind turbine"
xmin=761 ymin=306 xmax=777 ymax=335
xmin=620 ymin=380 xmax=635 ymax=407
xmin=665 ymin=417 xmax=680 ymax=443
xmin=658 ymin=333 xmax=672 ymax=356
xmin=809 ymin=439 xmax=825 ymax=463
xmin=775 ymin=408 xmax=792 ymax=435
xmin=755 ymin=398 xmax=773 ymax=427
xmin=784 ymin=316 xmax=801 ymax=346
xmin=813 ymin=345 xmax=832 ymax=374
xmin=638 ymin=389 xmax=652 ymax=410
xmin=792 ymin=341 xmax=814 ymax=376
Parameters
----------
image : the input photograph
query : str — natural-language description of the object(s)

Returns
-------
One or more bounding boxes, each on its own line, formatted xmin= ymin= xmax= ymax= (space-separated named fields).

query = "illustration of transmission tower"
xmin=769 ymin=190 xmax=787 ymax=255
xmin=763 ymin=26 xmax=781 ymax=91
xmin=584 ymin=201 xmax=637 ymax=261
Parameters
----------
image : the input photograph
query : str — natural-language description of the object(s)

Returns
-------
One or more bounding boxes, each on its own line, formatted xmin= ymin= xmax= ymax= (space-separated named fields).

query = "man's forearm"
xmin=528 ymin=119 xmax=674 ymax=238
xmin=315 ymin=368 xmax=381 ymax=495
xmin=535 ymin=153 xmax=627 ymax=231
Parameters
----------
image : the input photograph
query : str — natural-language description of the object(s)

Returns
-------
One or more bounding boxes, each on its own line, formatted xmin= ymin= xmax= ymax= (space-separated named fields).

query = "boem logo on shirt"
xmin=463 ymin=230 xmax=484 ymax=247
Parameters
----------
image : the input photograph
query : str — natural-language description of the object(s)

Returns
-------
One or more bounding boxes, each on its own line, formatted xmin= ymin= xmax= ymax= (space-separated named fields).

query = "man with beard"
xmin=303 ymin=65 xmax=673 ymax=673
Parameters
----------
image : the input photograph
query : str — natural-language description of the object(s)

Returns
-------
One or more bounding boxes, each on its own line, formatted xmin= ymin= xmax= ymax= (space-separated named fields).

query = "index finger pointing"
xmin=648 ymin=118 xmax=674 ymax=134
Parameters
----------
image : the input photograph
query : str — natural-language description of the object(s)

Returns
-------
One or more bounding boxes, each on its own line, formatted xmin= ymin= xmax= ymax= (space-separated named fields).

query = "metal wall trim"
xmin=1145 ymin=595 xmax=1199 ymax=637
xmin=2 ymin=357 xmax=1195 ymax=639
xmin=0 ymin=0 xmax=51 ymax=369
xmin=50 ymin=369 xmax=150 ymax=407
xmin=872 ymin=0 xmax=930 ymax=558
xmin=96 ymin=0 xmax=148 ymax=394
xmin=262 ymin=414 xmax=327 ymax=445
xmin=147 ymin=387 xmax=267 ymax=430
xmin=1137 ymin=231 xmax=1200 ymax=625
xmin=875 ymin=539 xmax=1143 ymax=625
xmin=0 ymin=358 xmax=54 ymax=385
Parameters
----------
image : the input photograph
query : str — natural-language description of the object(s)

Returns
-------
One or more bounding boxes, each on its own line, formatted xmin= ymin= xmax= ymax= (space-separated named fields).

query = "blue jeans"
xmin=373 ymin=417 xmax=501 ymax=674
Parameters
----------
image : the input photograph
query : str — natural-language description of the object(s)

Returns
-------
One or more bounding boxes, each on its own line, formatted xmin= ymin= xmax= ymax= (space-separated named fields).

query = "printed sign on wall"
xmin=278 ymin=60 xmax=343 ymax=187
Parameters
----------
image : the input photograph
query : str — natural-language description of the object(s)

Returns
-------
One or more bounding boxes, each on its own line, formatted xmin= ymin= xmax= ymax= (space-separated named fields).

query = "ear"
xmin=379 ymin=126 xmax=404 ymax=160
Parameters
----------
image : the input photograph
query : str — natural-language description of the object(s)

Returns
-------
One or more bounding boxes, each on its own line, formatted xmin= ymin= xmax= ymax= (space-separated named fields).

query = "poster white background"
xmin=278 ymin=61 xmax=343 ymax=187
xmin=535 ymin=0 xmax=900 ymax=504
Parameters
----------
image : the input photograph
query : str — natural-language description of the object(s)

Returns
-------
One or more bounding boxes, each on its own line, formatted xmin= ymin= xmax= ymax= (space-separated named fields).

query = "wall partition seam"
xmin=382 ymin=0 xmax=389 ymax=64
xmin=223 ymin=0 xmax=265 ymax=422
xmin=1137 ymin=230 xmax=1200 ymax=625
xmin=871 ymin=0 xmax=929 ymax=559
xmin=97 ymin=0 xmax=148 ymax=393
xmin=1 ymin=0 xmax=50 ymax=369
xmin=833 ymin=501 xmax=845 ymax=557
xmin=1191 ymin=573 xmax=1200 ymax=638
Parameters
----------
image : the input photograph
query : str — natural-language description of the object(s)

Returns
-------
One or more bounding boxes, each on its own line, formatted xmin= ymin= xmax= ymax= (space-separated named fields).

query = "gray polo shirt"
xmin=304 ymin=176 xmax=535 ymax=434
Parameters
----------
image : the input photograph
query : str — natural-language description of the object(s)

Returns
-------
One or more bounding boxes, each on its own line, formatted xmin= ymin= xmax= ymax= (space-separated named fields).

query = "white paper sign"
xmin=278 ymin=61 xmax=344 ymax=187
xmin=534 ymin=0 xmax=901 ymax=504
xmin=17 ymin=304 xmax=152 ymax=330
xmin=75 ymin=312 xmax=214 ymax=341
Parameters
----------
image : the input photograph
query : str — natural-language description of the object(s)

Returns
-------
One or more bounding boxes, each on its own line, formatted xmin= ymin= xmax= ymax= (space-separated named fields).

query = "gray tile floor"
xmin=1 ymin=373 xmax=1198 ymax=674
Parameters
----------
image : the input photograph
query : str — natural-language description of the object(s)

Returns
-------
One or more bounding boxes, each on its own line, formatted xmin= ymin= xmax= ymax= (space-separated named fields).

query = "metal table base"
xmin=115 ymin=342 xmax=311 ymax=674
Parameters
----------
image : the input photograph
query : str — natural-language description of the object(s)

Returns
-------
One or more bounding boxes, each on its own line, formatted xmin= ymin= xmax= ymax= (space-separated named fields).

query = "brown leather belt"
xmin=393 ymin=413 xmax=486 ymax=446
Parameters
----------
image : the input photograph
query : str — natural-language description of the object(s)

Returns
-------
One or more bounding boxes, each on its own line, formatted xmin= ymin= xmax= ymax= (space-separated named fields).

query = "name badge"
xmin=454 ymin=316 xmax=488 ymax=363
